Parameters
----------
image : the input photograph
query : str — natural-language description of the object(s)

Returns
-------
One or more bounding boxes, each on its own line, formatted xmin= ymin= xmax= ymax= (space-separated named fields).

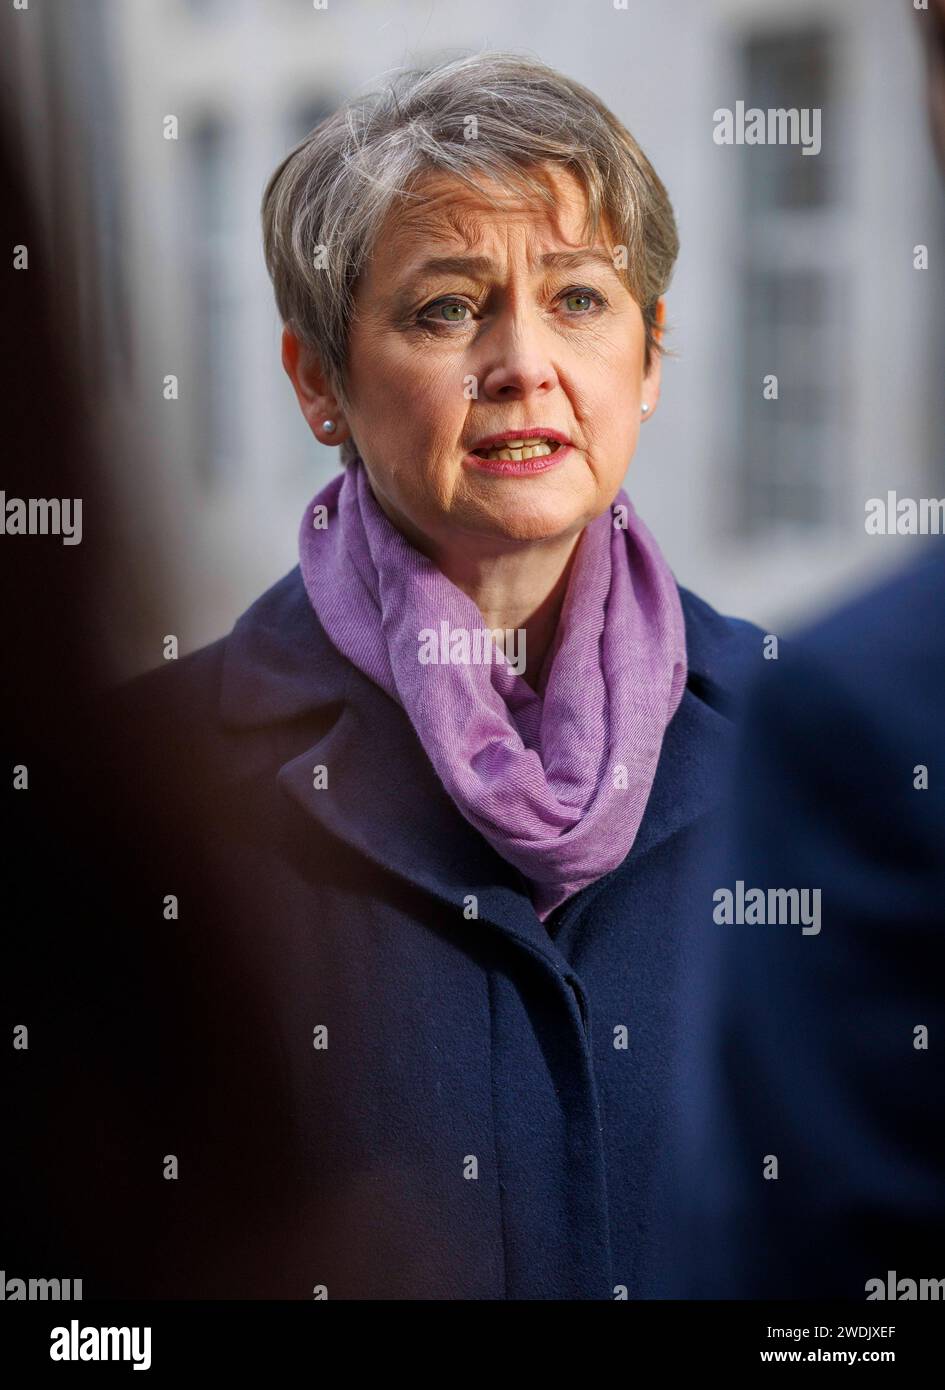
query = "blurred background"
xmin=4 ymin=0 xmax=944 ymax=678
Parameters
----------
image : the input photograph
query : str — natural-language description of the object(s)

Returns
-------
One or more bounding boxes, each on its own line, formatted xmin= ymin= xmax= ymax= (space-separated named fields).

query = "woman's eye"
xmin=421 ymin=299 xmax=471 ymax=324
xmin=419 ymin=288 xmax=604 ymax=326
xmin=561 ymin=289 xmax=602 ymax=314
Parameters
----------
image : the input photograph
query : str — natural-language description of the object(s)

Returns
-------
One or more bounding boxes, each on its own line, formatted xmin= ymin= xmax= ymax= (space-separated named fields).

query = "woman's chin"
xmin=456 ymin=455 xmax=607 ymax=541
xmin=462 ymin=496 xmax=591 ymax=546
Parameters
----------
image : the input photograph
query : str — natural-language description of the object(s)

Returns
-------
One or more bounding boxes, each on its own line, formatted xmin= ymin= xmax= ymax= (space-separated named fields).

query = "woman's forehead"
xmin=374 ymin=166 xmax=608 ymax=263
xmin=401 ymin=163 xmax=585 ymax=217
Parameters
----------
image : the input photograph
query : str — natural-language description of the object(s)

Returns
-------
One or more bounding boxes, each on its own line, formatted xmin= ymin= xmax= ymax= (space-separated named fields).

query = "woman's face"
xmin=338 ymin=163 xmax=660 ymax=556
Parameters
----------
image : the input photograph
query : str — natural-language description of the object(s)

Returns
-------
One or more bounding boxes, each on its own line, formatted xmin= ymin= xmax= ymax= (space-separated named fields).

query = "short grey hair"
xmin=262 ymin=50 xmax=680 ymax=465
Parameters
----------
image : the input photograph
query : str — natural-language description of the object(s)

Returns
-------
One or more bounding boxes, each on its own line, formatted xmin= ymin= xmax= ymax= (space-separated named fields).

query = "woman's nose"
xmin=478 ymin=313 xmax=559 ymax=401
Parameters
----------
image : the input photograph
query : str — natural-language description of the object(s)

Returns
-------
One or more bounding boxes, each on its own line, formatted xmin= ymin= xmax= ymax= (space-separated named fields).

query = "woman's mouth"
xmin=464 ymin=437 xmax=571 ymax=476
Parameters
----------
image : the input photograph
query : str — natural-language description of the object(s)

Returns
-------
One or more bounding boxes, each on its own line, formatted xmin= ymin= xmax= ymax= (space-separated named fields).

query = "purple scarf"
xmin=298 ymin=458 xmax=687 ymax=921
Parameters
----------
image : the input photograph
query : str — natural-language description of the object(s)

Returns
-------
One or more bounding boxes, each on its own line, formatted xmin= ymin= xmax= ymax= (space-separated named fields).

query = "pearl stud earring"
xmin=641 ymin=403 xmax=649 ymax=414
xmin=322 ymin=419 xmax=336 ymax=433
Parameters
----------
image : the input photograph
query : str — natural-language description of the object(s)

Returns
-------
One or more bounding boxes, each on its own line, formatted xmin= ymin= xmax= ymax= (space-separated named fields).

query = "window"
xmin=732 ymin=27 xmax=848 ymax=537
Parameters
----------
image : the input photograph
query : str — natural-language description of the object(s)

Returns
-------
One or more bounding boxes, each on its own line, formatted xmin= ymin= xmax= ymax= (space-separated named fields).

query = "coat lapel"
xmin=219 ymin=564 xmax=744 ymax=954
xmin=219 ymin=565 xmax=558 ymax=961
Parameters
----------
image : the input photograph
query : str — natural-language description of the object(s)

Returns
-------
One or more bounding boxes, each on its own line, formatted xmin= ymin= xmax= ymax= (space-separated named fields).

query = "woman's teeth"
xmin=474 ymin=439 xmax=559 ymax=461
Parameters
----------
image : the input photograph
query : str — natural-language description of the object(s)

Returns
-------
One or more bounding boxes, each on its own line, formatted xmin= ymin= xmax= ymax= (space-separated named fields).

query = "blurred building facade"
xmin=7 ymin=0 xmax=945 ymax=673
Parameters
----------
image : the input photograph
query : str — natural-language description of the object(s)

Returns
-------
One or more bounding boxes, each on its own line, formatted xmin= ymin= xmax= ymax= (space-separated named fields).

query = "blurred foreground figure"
xmin=670 ymin=1 xmax=945 ymax=1299
xmin=671 ymin=547 xmax=945 ymax=1297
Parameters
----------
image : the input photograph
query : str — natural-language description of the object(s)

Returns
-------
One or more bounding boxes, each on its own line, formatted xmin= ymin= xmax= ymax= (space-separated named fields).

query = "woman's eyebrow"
xmin=403 ymin=248 xmax=620 ymax=282
xmin=388 ymin=248 xmax=622 ymax=308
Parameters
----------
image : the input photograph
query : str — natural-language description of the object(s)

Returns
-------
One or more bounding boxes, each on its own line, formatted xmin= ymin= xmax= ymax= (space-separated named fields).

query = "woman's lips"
xmin=462 ymin=443 xmax=572 ymax=477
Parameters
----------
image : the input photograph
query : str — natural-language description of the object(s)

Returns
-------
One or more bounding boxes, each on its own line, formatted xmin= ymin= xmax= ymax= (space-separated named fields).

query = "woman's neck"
xmin=430 ymin=530 xmax=583 ymax=691
xmin=364 ymin=475 xmax=585 ymax=690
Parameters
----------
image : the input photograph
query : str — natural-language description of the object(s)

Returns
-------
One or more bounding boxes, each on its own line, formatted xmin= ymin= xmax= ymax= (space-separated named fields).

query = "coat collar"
xmin=219 ymin=563 xmax=750 ymax=961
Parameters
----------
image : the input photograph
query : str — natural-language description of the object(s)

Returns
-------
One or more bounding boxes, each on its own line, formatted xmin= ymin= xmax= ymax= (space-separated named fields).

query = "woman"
xmin=110 ymin=50 xmax=760 ymax=1300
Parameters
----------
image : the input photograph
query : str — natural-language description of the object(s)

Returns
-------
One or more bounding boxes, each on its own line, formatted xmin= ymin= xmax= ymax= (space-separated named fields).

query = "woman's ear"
xmin=281 ymin=327 xmax=350 ymax=444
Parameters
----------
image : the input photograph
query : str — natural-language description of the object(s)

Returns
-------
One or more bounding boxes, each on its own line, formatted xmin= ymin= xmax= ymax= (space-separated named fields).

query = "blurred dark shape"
xmin=668 ymin=546 xmax=945 ymax=1297
xmin=665 ymin=2 xmax=945 ymax=1301
xmin=0 ymin=13 xmax=242 ymax=1298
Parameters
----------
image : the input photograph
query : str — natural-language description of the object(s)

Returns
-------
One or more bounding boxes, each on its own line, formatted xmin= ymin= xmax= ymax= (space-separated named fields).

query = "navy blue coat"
xmin=90 ymin=563 xmax=761 ymax=1300
xmin=667 ymin=544 xmax=945 ymax=1299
